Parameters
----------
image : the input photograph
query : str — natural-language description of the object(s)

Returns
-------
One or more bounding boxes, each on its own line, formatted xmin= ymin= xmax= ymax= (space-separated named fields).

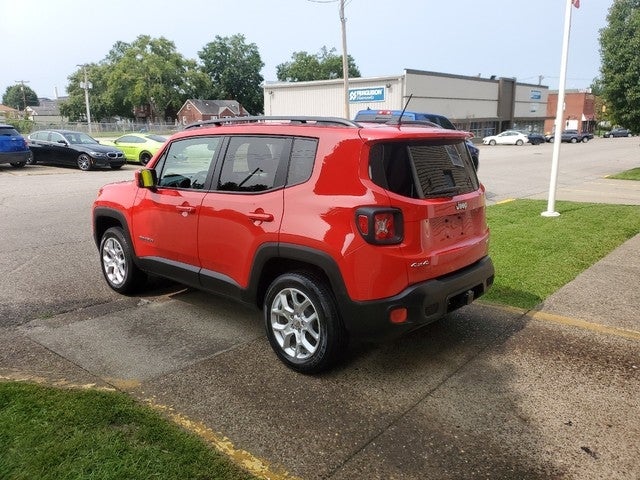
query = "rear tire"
xmin=140 ymin=152 xmax=152 ymax=165
xmin=9 ymin=162 xmax=26 ymax=168
xmin=99 ymin=226 xmax=146 ymax=294
xmin=264 ymin=272 xmax=347 ymax=373
xmin=516 ymin=139 xmax=523 ymax=146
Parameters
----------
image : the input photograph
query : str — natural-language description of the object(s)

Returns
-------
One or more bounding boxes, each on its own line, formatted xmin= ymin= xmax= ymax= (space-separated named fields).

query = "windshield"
xmin=63 ymin=132 xmax=99 ymax=144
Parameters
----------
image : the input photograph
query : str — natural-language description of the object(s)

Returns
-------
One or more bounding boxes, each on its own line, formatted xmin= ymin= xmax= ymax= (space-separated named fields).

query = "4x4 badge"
xmin=456 ymin=201 xmax=468 ymax=211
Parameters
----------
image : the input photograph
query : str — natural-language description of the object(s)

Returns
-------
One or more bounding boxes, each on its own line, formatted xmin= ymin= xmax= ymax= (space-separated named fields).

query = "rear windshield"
xmin=0 ymin=127 xmax=20 ymax=136
xmin=369 ymin=140 xmax=479 ymax=199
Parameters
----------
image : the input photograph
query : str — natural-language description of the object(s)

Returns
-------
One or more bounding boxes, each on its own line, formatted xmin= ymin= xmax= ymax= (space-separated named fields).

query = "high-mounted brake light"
xmin=355 ymin=207 xmax=403 ymax=245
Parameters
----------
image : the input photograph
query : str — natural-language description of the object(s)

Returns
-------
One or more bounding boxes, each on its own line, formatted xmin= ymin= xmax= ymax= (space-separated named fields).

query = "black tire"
xmin=77 ymin=153 xmax=92 ymax=171
xmin=99 ymin=226 xmax=146 ymax=294
xmin=9 ymin=162 xmax=26 ymax=168
xmin=582 ymin=137 xmax=589 ymax=143
xmin=549 ymin=137 xmax=555 ymax=143
xmin=570 ymin=137 xmax=577 ymax=143
xmin=26 ymin=153 xmax=36 ymax=165
xmin=489 ymin=140 xmax=496 ymax=146
xmin=140 ymin=152 xmax=152 ymax=165
xmin=516 ymin=139 xmax=524 ymax=146
xmin=264 ymin=272 xmax=347 ymax=374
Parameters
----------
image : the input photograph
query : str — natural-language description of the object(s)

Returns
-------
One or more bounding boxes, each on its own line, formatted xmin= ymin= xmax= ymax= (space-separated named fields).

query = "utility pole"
xmin=339 ymin=0 xmax=350 ymax=119
xmin=77 ymin=64 xmax=93 ymax=134
xmin=15 ymin=80 xmax=29 ymax=114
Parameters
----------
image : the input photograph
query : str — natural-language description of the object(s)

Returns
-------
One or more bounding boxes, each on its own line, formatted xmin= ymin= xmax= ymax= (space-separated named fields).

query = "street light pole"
xmin=78 ymin=64 xmax=92 ymax=134
xmin=340 ymin=0 xmax=350 ymax=119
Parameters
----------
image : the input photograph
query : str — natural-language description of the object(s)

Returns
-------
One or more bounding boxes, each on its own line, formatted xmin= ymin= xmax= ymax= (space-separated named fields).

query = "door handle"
xmin=176 ymin=205 xmax=195 ymax=214
xmin=248 ymin=210 xmax=274 ymax=222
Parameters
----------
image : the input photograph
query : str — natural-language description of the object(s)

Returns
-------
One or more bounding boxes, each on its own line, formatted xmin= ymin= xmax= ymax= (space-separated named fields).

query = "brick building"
xmin=544 ymin=89 xmax=596 ymax=134
xmin=176 ymin=99 xmax=249 ymax=126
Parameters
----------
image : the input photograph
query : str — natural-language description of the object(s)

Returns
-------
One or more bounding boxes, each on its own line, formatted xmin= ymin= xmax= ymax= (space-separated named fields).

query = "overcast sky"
xmin=3 ymin=0 xmax=610 ymax=99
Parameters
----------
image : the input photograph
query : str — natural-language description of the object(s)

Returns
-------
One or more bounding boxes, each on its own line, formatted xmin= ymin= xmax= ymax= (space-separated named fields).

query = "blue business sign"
xmin=349 ymin=86 xmax=385 ymax=103
xmin=530 ymin=89 xmax=542 ymax=100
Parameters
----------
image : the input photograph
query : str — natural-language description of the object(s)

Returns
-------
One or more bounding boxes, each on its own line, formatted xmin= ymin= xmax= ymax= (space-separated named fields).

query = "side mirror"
xmin=135 ymin=168 xmax=158 ymax=189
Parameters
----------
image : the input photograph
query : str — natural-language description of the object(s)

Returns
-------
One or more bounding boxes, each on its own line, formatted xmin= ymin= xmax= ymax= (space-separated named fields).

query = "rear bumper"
xmin=339 ymin=256 xmax=495 ymax=341
xmin=0 ymin=150 xmax=31 ymax=164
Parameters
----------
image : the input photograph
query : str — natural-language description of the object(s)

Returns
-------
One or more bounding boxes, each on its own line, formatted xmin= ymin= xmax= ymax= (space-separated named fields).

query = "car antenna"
xmin=397 ymin=94 xmax=413 ymax=127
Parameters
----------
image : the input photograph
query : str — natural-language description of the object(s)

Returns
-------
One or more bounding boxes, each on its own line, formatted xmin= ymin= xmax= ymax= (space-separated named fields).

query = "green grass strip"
xmin=0 ymin=382 xmax=257 ymax=480
xmin=483 ymin=200 xmax=640 ymax=309
xmin=608 ymin=167 xmax=640 ymax=181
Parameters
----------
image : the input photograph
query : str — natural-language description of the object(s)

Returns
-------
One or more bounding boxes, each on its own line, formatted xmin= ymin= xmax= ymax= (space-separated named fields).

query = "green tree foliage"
xmin=2 ymin=84 xmax=39 ymax=110
xmin=198 ymin=34 xmax=264 ymax=115
xmin=276 ymin=46 xmax=361 ymax=82
xmin=60 ymin=63 xmax=112 ymax=122
xmin=105 ymin=35 xmax=208 ymax=121
xmin=61 ymin=36 xmax=211 ymax=122
xmin=598 ymin=0 xmax=640 ymax=133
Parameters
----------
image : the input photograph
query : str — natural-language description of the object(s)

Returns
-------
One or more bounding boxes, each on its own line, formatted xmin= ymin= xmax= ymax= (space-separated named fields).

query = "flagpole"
xmin=542 ymin=0 xmax=574 ymax=217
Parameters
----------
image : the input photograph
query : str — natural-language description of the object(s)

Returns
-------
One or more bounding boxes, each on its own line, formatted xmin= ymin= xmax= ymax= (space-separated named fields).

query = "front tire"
xmin=264 ymin=272 xmax=347 ymax=374
xmin=489 ymin=140 xmax=496 ymax=146
xmin=9 ymin=162 xmax=26 ymax=168
xmin=77 ymin=153 xmax=92 ymax=171
xmin=99 ymin=227 xmax=146 ymax=294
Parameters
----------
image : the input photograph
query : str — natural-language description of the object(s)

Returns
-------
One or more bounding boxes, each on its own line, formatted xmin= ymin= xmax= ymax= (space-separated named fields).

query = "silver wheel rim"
xmin=270 ymin=287 xmax=320 ymax=360
xmin=78 ymin=155 xmax=91 ymax=170
xmin=102 ymin=237 xmax=127 ymax=286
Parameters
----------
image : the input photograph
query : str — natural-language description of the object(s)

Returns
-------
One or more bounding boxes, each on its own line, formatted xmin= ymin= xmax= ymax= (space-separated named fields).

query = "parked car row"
xmin=0 ymin=128 xmax=167 ymax=171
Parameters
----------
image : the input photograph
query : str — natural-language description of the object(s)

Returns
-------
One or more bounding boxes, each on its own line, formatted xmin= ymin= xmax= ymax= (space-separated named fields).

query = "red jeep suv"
xmin=93 ymin=116 xmax=494 ymax=373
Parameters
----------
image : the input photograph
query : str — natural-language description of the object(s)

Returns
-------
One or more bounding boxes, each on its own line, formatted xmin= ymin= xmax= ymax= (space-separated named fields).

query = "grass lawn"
xmin=483 ymin=199 xmax=640 ymax=309
xmin=0 ymin=382 xmax=257 ymax=480
xmin=608 ymin=167 xmax=640 ymax=181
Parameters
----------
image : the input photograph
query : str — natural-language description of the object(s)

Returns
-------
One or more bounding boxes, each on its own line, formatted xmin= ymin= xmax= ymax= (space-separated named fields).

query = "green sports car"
xmin=101 ymin=133 xmax=166 ymax=165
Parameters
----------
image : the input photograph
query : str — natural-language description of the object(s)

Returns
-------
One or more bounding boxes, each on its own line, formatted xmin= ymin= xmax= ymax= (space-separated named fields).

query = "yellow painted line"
xmin=495 ymin=198 xmax=515 ymax=205
xmin=148 ymin=401 xmax=301 ymax=480
xmin=529 ymin=311 xmax=640 ymax=342
xmin=0 ymin=372 xmax=116 ymax=391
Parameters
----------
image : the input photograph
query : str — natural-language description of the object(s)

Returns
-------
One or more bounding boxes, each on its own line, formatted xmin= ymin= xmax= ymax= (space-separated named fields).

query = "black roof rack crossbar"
xmin=185 ymin=115 xmax=360 ymax=129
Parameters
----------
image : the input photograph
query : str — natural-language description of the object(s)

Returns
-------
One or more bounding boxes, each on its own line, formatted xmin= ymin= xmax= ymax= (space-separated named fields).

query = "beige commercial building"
xmin=263 ymin=69 xmax=549 ymax=139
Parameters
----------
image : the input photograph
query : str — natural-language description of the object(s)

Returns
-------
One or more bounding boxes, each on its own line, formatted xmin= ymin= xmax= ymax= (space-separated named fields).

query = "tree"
xmin=276 ymin=46 xmax=360 ymax=82
xmin=598 ymin=0 xmax=640 ymax=133
xmin=104 ymin=35 xmax=204 ymax=122
xmin=2 ymin=84 xmax=39 ymax=111
xmin=198 ymin=34 xmax=264 ymax=115
xmin=60 ymin=63 xmax=112 ymax=122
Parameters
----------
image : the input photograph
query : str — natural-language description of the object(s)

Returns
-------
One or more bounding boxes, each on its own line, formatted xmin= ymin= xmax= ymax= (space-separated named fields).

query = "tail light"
xmin=356 ymin=207 xmax=403 ymax=245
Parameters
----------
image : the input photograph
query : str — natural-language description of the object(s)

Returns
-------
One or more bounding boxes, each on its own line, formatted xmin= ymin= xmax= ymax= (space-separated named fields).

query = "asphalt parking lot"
xmin=1 ymin=138 xmax=639 ymax=479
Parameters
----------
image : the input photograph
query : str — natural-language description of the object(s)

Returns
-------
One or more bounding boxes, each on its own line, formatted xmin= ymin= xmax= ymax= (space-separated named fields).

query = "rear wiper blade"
xmin=426 ymin=187 xmax=461 ymax=197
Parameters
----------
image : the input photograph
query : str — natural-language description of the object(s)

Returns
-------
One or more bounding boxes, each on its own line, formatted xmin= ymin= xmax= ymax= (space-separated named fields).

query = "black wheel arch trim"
xmin=93 ymin=207 xmax=134 ymax=251
xmin=244 ymin=242 xmax=350 ymax=308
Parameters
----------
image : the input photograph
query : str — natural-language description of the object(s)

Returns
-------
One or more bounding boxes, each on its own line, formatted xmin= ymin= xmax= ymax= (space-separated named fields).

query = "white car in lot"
xmin=482 ymin=130 xmax=530 ymax=146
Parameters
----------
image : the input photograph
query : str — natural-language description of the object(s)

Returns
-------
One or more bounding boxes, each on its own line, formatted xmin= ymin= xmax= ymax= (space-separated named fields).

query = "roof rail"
xmin=185 ymin=115 xmax=360 ymax=130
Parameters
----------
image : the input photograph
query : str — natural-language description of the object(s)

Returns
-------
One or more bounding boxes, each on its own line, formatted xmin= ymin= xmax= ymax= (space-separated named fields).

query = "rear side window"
xmin=287 ymin=138 xmax=317 ymax=185
xmin=369 ymin=141 xmax=479 ymax=198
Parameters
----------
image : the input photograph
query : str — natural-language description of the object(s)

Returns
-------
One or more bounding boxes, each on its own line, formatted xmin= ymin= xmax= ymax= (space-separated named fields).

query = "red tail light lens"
xmin=355 ymin=207 xmax=403 ymax=245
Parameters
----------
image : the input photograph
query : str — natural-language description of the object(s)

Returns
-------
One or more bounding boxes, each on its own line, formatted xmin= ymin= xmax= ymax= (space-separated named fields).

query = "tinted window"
xmin=287 ymin=138 xmax=317 ymax=185
xmin=0 ymin=127 xmax=20 ymax=136
xmin=157 ymin=137 xmax=220 ymax=190
xmin=369 ymin=141 xmax=479 ymax=198
xmin=218 ymin=137 xmax=287 ymax=192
